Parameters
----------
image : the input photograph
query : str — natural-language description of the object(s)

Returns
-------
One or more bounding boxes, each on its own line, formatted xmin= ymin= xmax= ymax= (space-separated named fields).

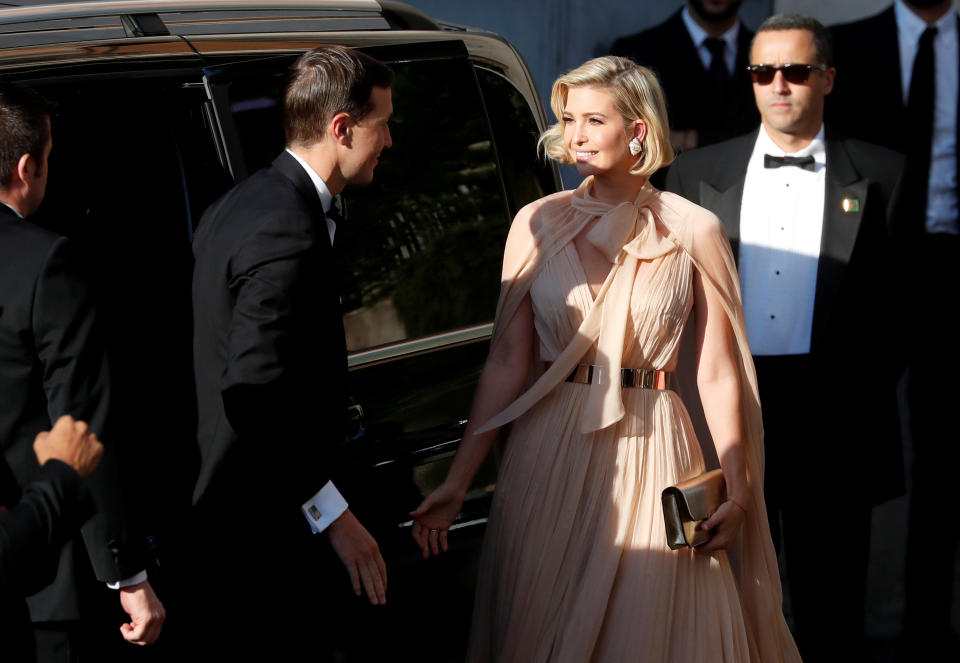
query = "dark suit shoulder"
xmin=831 ymin=4 xmax=894 ymax=36
xmin=833 ymin=134 xmax=905 ymax=191
xmin=0 ymin=212 xmax=67 ymax=261
xmin=837 ymin=135 xmax=904 ymax=166
xmin=610 ymin=9 xmax=685 ymax=62
xmin=195 ymin=164 xmax=319 ymax=250
xmin=667 ymin=132 xmax=756 ymax=184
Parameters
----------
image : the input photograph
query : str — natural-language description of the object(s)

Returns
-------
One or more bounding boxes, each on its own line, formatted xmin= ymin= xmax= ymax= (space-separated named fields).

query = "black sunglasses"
xmin=747 ymin=63 xmax=829 ymax=85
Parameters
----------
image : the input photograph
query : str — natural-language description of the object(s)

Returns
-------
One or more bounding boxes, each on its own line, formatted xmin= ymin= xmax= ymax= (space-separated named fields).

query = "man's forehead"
xmin=750 ymin=29 xmax=817 ymax=62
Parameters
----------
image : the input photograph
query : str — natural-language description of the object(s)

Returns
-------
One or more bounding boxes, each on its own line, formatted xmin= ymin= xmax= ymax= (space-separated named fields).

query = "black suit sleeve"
xmin=0 ymin=460 xmax=95 ymax=595
xmin=33 ymin=238 xmax=140 ymax=581
xmin=220 ymin=210 xmax=342 ymax=505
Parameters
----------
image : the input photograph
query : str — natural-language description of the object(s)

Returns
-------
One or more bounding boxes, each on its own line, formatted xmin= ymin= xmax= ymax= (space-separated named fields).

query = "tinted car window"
xmin=27 ymin=75 xmax=227 ymax=532
xmin=214 ymin=53 xmax=512 ymax=351
xmin=475 ymin=67 xmax=555 ymax=215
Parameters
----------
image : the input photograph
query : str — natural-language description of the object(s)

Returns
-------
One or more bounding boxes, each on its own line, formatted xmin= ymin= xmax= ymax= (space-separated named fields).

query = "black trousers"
xmin=902 ymin=234 xmax=960 ymax=648
xmin=754 ymin=354 xmax=872 ymax=663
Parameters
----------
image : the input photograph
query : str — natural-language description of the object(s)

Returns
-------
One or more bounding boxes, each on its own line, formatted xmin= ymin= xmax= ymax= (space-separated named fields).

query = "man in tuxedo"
xmin=666 ymin=15 xmax=905 ymax=661
xmin=830 ymin=1 xmax=960 ymax=652
xmin=611 ymin=0 xmax=758 ymax=151
xmin=0 ymin=82 xmax=164 ymax=660
xmin=189 ymin=46 xmax=392 ymax=657
xmin=2 ymin=416 xmax=102 ymax=662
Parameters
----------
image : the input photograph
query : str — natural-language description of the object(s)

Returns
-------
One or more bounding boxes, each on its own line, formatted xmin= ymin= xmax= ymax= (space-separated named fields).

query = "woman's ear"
xmin=633 ymin=118 xmax=648 ymax=144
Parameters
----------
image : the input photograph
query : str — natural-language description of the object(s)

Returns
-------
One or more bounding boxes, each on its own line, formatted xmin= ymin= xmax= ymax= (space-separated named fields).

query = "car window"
xmin=475 ymin=67 xmax=556 ymax=216
xmin=26 ymin=74 xmax=227 ymax=528
xmin=214 ymin=53 xmax=514 ymax=352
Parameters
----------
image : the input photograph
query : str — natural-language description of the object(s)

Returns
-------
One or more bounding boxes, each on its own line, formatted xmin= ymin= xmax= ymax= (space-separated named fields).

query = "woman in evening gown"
xmin=411 ymin=56 xmax=801 ymax=662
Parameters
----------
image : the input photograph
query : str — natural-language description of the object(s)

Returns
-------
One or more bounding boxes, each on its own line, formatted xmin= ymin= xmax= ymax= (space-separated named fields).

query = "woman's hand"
xmin=695 ymin=499 xmax=747 ymax=554
xmin=410 ymin=482 xmax=466 ymax=559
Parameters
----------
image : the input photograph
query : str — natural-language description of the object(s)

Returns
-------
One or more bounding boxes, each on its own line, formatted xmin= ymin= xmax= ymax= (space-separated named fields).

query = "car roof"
xmin=0 ymin=1 xmax=548 ymax=139
xmin=0 ymin=1 xmax=448 ymax=49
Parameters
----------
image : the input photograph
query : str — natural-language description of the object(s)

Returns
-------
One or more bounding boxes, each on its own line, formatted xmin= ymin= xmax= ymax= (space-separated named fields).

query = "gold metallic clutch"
xmin=661 ymin=469 xmax=726 ymax=550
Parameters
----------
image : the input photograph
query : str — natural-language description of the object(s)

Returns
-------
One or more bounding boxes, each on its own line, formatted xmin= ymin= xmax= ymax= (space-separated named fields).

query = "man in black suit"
xmin=666 ymin=15 xmax=905 ymax=661
xmin=611 ymin=0 xmax=758 ymax=151
xmin=830 ymin=2 xmax=960 ymax=652
xmin=0 ymin=83 xmax=164 ymax=660
xmin=189 ymin=46 xmax=392 ymax=657
xmin=2 ymin=416 xmax=102 ymax=662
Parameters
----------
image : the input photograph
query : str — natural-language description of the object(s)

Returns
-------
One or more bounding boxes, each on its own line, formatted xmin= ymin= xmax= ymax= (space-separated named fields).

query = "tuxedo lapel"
xmin=701 ymin=179 xmax=745 ymax=261
xmin=812 ymin=136 xmax=868 ymax=350
xmin=698 ymin=131 xmax=755 ymax=262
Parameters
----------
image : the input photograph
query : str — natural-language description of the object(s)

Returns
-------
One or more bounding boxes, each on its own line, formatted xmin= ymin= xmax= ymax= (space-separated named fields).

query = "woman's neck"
xmin=588 ymin=171 xmax=649 ymax=205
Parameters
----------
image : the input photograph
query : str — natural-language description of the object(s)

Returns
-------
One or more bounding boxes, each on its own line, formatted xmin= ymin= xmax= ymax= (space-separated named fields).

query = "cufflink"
xmin=841 ymin=198 xmax=860 ymax=213
xmin=308 ymin=505 xmax=322 ymax=521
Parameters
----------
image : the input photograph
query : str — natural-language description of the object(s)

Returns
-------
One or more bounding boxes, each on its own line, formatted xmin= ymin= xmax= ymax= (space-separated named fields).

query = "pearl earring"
xmin=628 ymin=137 xmax=643 ymax=156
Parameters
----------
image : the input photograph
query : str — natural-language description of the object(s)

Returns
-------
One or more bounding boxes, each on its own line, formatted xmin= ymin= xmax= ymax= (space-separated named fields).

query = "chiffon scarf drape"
xmin=477 ymin=177 xmax=802 ymax=662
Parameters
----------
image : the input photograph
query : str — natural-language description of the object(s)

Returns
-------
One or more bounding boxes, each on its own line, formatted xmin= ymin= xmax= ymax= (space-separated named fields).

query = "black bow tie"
xmin=764 ymin=154 xmax=816 ymax=171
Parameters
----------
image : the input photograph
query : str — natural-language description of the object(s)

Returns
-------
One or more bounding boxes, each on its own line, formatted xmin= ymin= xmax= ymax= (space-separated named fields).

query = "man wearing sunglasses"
xmin=666 ymin=14 xmax=905 ymax=662
xmin=831 ymin=2 xmax=960 ymax=655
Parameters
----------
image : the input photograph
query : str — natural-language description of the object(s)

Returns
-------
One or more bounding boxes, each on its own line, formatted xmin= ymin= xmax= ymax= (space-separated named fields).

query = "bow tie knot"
xmin=764 ymin=154 xmax=816 ymax=171
xmin=571 ymin=183 xmax=675 ymax=264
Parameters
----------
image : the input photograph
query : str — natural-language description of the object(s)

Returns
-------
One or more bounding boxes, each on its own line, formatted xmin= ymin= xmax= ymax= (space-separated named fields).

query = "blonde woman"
xmin=412 ymin=56 xmax=800 ymax=662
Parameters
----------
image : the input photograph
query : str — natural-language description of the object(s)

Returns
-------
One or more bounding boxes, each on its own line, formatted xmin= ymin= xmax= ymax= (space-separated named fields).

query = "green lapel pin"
xmin=841 ymin=197 xmax=860 ymax=213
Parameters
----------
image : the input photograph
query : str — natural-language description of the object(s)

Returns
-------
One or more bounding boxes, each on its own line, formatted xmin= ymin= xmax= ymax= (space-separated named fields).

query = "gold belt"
xmin=564 ymin=364 xmax=670 ymax=390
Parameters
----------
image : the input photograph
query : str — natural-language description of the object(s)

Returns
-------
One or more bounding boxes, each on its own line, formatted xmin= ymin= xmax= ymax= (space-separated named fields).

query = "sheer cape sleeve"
xmin=478 ymin=177 xmax=802 ymax=662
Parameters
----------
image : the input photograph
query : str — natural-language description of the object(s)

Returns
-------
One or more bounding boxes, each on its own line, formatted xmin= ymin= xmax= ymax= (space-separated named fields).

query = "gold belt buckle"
xmin=621 ymin=368 xmax=656 ymax=388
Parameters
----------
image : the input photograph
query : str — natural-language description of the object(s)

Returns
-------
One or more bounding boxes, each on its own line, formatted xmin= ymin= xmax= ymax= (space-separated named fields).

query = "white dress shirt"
xmin=285 ymin=148 xmax=349 ymax=534
xmin=738 ymin=125 xmax=827 ymax=356
xmin=895 ymin=0 xmax=959 ymax=235
xmin=681 ymin=6 xmax=739 ymax=75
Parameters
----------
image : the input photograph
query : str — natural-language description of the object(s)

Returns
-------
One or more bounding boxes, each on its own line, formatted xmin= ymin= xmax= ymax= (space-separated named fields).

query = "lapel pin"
xmin=841 ymin=198 xmax=860 ymax=213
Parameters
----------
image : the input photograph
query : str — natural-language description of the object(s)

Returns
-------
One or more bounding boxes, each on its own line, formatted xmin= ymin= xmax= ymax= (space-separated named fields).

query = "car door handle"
xmin=344 ymin=399 xmax=365 ymax=442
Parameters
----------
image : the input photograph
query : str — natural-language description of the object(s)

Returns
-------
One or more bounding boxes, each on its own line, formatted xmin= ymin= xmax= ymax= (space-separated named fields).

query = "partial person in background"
xmin=830 ymin=0 xmax=960 ymax=655
xmin=1 ymin=416 xmax=103 ymax=663
xmin=611 ymin=0 xmax=759 ymax=152
xmin=188 ymin=45 xmax=392 ymax=659
xmin=413 ymin=54 xmax=801 ymax=663
xmin=667 ymin=15 xmax=905 ymax=661
xmin=0 ymin=81 xmax=164 ymax=662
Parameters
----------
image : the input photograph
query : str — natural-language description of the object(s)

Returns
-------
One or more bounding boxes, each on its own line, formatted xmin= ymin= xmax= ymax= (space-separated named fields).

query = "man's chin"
xmin=689 ymin=0 xmax=742 ymax=23
xmin=347 ymin=169 xmax=377 ymax=187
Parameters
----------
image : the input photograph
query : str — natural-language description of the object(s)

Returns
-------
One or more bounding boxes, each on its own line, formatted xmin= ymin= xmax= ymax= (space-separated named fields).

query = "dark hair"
xmin=754 ymin=14 xmax=834 ymax=67
xmin=0 ymin=82 xmax=53 ymax=187
xmin=284 ymin=45 xmax=394 ymax=146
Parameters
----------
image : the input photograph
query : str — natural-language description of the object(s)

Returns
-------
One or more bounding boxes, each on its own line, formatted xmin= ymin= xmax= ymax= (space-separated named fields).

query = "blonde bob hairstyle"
xmin=538 ymin=56 xmax=674 ymax=177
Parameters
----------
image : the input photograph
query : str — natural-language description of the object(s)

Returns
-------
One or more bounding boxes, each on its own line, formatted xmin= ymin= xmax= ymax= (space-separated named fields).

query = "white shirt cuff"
xmin=301 ymin=480 xmax=348 ymax=534
xmin=106 ymin=570 xmax=148 ymax=590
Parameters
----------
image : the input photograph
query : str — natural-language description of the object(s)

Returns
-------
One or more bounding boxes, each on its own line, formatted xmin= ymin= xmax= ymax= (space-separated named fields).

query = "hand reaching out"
xmin=409 ymin=482 xmax=465 ymax=559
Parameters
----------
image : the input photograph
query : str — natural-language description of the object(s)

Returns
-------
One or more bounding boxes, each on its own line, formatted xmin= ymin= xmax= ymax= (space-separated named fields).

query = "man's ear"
xmin=14 ymin=152 xmax=34 ymax=186
xmin=330 ymin=111 xmax=353 ymax=146
xmin=822 ymin=66 xmax=836 ymax=96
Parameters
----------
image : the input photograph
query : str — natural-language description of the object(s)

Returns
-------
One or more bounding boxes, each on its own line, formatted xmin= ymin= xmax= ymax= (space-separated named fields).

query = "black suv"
xmin=0 ymin=0 xmax=559 ymax=657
